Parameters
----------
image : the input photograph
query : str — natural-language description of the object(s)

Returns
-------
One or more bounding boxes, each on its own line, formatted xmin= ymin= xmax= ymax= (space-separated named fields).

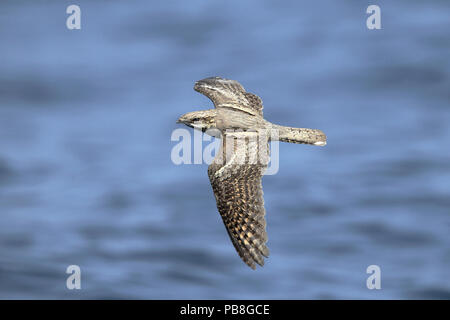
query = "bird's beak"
xmin=176 ymin=116 xmax=185 ymax=124
xmin=193 ymin=81 xmax=203 ymax=92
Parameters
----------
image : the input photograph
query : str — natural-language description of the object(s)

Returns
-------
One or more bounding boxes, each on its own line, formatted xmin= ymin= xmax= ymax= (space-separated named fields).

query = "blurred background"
xmin=0 ymin=0 xmax=449 ymax=299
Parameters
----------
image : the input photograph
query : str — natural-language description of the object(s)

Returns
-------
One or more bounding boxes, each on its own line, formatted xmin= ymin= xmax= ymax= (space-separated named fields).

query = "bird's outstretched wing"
xmin=208 ymin=131 xmax=269 ymax=269
xmin=194 ymin=76 xmax=264 ymax=117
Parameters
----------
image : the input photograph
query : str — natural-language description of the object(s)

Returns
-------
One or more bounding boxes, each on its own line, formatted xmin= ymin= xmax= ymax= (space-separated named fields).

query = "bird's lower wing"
xmin=208 ymin=132 xmax=269 ymax=269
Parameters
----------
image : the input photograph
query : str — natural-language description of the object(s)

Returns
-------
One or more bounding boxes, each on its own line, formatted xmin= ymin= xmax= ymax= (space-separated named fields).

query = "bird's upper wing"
xmin=194 ymin=77 xmax=264 ymax=117
xmin=208 ymin=131 xmax=269 ymax=269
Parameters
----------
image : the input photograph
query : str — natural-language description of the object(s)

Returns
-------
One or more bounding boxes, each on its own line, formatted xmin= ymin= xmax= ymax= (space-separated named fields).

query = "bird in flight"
xmin=177 ymin=77 xmax=326 ymax=269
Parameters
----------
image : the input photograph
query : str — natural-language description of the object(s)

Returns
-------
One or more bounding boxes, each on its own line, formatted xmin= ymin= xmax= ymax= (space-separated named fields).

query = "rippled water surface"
xmin=0 ymin=0 xmax=449 ymax=299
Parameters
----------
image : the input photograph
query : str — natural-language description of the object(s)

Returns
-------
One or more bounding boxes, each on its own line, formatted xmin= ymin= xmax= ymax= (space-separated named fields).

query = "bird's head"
xmin=176 ymin=110 xmax=217 ymax=132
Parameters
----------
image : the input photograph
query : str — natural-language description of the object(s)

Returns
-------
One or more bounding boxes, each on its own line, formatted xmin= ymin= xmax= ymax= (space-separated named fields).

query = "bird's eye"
xmin=192 ymin=118 xmax=199 ymax=122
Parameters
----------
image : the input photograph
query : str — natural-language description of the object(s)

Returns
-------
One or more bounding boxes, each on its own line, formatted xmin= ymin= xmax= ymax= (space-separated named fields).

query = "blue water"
xmin=0 ymin=0 xmax=449 ymax=299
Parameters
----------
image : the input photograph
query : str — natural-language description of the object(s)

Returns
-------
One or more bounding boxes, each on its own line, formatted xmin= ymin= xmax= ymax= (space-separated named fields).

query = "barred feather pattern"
xmin=194 ymin=77 xmax=264 ymax=117
xmin=208 ymin=133 xmax=270 ymax=269
xmin=187 ymin=76 xmax=327 ymax=269
xmin=274 ymin=125 xmax=327 ymax=146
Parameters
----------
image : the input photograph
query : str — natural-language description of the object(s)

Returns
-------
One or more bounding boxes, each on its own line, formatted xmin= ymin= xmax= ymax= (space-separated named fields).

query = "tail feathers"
xmin=274 ymin=125 xmax=327 ymax=146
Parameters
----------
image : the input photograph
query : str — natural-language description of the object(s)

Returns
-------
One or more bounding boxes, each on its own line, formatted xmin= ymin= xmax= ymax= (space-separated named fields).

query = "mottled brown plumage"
xmin=177 ymin=77 xmax=327 ymax=269
xmin=208 ymin=132 xmax=270 ymax=269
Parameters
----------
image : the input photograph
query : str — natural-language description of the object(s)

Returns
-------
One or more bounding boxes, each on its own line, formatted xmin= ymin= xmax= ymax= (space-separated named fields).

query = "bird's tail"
xmin=272 ymin=125 xmax=327 ymax=146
